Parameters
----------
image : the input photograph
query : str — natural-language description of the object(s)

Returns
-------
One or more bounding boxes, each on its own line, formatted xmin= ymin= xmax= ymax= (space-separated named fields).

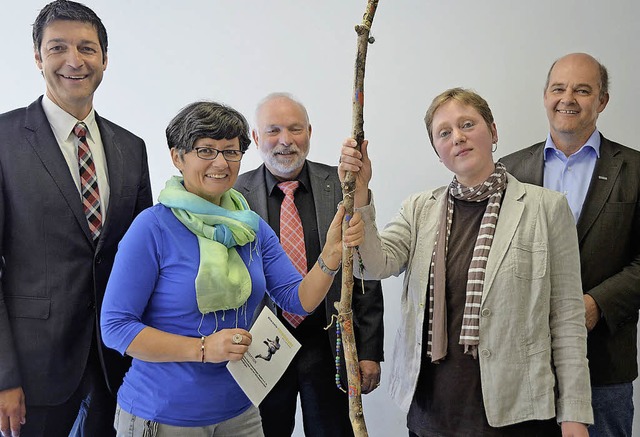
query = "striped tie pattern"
xmin=278 ymin=181 xmax=307 ymax=328
xmin=74 ymin=122 xmax=102 ymax=241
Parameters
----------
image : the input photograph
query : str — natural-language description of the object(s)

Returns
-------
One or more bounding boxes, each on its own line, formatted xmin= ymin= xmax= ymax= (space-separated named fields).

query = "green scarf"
xmin=158 ymin=176 xmax=260 ymax=314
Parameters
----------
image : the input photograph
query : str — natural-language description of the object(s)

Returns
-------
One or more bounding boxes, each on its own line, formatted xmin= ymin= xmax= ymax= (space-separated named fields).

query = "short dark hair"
xmin=166 ymin=101 xmax=252 ymax=154
xmin=33 ymin=0 xmax=108 ymax=62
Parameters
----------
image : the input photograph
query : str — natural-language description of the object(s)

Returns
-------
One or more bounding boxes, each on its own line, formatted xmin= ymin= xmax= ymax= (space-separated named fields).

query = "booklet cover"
xmin=227 ymin=305 xmax=301 ymax=406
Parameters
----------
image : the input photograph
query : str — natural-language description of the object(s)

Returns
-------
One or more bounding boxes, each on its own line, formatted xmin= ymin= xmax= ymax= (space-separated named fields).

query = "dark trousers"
xmin=590 ymin=383 xmax=634 ymax=437
xmin=20 ymin=342 xmax=116 ymax=437
xmin=259 ymin=338 xmax=353 ymax=437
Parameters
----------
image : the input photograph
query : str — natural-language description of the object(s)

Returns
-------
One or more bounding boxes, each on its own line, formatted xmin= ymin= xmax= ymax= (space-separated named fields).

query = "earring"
xmin=492 ymin=143 xmax=497 ymax=153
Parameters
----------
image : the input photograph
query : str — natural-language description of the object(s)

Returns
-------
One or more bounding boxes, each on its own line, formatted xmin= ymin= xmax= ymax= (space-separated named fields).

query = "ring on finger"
xmin=232 ymin=333 xmax=243 ymax=344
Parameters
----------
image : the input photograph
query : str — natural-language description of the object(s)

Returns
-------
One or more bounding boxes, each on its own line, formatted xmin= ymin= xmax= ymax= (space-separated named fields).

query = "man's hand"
xmin=0 ymin=387 xmax=26 ymax=437
xmin=359 ymin=360 xmax=381 ymax=394
xmin=584 ymin=294 xmax=601 ymax=332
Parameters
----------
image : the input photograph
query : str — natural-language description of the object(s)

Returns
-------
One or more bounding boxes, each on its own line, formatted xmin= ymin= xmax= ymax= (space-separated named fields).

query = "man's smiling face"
xmin=35 ymin=19 xmax=107 ymax=119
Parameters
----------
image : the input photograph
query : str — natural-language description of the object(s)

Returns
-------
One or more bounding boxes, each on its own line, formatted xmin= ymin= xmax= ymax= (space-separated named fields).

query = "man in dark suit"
xmin=235 ymin=93 xmax=384 ymax=437
xmin=0 ymin=2 xmax=152 ymax=436
xmin=501 ymin=52 xmax=640 ymax=437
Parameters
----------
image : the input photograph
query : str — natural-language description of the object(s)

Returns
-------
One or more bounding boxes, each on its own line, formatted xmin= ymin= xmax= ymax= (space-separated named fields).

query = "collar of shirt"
xmin=543 ymin=129 xmax=601 ymax=162
xmin=42 ymin=94 xmax=98 ymax=143
xmin=264 ymin=161 xmax=311 ymax=197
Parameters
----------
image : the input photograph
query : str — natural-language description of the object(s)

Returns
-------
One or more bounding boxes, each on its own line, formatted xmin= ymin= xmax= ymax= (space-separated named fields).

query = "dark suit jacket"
xmin=500 ymin=135 xmax=640 ymax=385
xmin=0 ymin=97 xmax=152 ymax=406
xmin=235 ymin=161 xmax=384 ymax=370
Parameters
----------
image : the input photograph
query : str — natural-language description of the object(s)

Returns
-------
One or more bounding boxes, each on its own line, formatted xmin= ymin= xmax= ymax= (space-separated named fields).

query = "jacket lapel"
xmin=96 ymin=115 xmax=123 ymax=248
xmin=24 ymin=98 xmax=93 ymax=244
xmin=576 ymin=136 xmax=622 ymax=242
xmin=520 ymin=143 xmax=546 ymax=185
xmin=482 ymin=175 xmax=525 ymax=303
xmin=308 ymin=162 xmax=337 ymax=247
xmin=237 ymin=165 xmax=270 ymax=220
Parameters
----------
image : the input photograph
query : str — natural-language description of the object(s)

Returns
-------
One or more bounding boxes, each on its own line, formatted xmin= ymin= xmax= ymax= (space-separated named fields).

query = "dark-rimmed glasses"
xmin=192 ymin=147 xmax=245 ymax=162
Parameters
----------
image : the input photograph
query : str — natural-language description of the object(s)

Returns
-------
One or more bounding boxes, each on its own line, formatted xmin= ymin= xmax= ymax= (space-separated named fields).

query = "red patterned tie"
xmin=74 ymin=122 xmax=102 ymax=241
xmin=278 ymin=181 xmax=307 ymax=327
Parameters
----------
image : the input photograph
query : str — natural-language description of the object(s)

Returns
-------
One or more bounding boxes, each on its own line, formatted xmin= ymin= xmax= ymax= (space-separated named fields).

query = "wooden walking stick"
xmin=336 ymin=1 xmax=379 ymax=436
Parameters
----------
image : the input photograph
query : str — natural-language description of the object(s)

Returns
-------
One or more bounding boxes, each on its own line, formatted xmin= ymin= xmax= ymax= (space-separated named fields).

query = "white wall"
xmin=2 ymin=1 xmax=639 ymax=435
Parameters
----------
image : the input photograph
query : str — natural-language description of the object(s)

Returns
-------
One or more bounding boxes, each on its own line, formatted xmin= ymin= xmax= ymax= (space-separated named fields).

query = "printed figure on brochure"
xmin=255 ymin=336 xmax=281 ymax=361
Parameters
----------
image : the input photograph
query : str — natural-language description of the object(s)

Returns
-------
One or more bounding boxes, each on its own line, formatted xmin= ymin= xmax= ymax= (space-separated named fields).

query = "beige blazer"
xmin=356 ymin=174 xmax=593 ymax=427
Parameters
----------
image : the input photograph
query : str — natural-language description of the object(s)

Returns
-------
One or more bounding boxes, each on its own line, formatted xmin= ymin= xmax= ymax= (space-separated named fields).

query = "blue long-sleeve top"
xmin=100 ymin=204 xmax=305 ymax=426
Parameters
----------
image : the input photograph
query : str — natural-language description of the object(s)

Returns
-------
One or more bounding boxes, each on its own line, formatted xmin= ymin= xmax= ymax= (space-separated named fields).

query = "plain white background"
xmin=1 ymin=1 xmax=639 ymax=435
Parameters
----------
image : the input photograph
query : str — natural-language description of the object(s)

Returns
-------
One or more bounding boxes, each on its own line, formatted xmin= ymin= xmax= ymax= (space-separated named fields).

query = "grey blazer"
xmin=0 ymin=97 xmax=152 ymax=405
xmin=235 ymin=161 xmax=384 ymax=366
xmin=500 ymin=135 xmax=640 ymax=385
xmin=356 ymin=175 xmax=592 ymax=426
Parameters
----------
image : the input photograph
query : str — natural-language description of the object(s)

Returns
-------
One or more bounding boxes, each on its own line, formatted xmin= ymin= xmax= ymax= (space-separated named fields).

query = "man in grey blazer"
xmin=235 ymin=93 xmax=384 ymax=437
xmin=0 ymin=2 xmax=152 ymax=436
xmin=501 ymin=52 xmax=640 ymax=437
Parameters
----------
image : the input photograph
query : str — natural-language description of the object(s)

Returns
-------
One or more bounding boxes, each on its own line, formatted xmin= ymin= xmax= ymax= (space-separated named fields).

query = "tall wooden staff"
xmin=338 ymin=1 xmax=379 ymax=436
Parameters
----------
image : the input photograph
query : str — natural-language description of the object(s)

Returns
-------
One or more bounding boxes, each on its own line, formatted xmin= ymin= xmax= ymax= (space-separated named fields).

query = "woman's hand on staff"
xmin=204 ymin=329 xmax=252 ymax=363
xmin=339 ymin=138 xmax=372 ymax=208
xmin=325 ymin=204 xmax=365 ymax=255
xmin=298 ymin=204 xmax=364 ymax=312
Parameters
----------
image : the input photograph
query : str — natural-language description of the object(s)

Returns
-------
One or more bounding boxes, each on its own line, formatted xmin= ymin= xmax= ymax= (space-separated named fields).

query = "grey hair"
xmin=254 ymin=92 xmax=310 ymax=126
xmin=166 ymin=101 xmax=251 ymax=154
xmin=33 ymin=0 xmax=108 ymax=62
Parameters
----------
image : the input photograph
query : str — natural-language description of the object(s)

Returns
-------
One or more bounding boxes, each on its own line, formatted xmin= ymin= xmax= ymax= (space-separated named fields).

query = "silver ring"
xmin=232 ymin=333 xmax=243 ymax=344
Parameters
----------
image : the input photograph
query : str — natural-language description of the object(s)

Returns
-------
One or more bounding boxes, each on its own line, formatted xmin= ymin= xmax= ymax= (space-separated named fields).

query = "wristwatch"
xmin=317 ymin=254 xmax=340 ymax=277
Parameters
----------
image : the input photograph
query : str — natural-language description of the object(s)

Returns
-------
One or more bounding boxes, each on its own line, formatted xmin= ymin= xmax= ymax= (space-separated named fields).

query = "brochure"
xmin=227 ymin=305 xmax=301 ymax=406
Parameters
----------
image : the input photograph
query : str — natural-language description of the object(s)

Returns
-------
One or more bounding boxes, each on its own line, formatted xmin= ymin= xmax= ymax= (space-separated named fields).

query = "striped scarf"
xmin=427 ymin=162 xmax=507 ymax=363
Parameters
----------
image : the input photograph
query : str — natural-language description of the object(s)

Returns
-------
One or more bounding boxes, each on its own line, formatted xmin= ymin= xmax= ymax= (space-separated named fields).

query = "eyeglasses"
xmin=192 ymin=147 xmax=245 ymax=162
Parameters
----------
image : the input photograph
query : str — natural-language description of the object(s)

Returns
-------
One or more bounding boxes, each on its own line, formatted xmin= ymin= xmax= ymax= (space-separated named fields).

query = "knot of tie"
xmin=73 ymin=122 xmax=88 ymax=139
xmin=278 ymin=180 xmax=299 ymax=197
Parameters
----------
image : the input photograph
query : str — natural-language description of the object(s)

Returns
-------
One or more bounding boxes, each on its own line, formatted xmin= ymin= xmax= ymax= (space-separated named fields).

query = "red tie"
xmin=74 ymin=122 xmax=102 ymax=241
xmin=278 ymin=181 xmax=307 ymax=328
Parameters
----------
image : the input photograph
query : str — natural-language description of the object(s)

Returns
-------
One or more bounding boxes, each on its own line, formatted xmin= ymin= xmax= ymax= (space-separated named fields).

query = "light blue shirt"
xmin=543 ymin=130 xmax=600 ymax=222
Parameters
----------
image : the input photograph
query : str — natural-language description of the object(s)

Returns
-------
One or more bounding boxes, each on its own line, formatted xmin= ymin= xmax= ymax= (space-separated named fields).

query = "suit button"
xmin=95 ymin=256 xmax=102 ymax=264
xmin=87 ymin=301 xmax=95 ymax=310
xmin=481 ymin=308 xmax=491 ymax=317
xmin=480 ymin=349 xmax=491 ymax=358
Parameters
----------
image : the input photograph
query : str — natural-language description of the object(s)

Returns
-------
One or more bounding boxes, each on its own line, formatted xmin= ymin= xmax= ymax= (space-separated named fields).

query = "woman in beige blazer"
xmin=339 ymin=88 xmax=592 ymax=436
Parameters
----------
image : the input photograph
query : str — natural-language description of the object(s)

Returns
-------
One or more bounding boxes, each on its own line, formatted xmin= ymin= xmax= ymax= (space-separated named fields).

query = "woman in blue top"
xmin=100 ymin=101 xmax=361 ymax=436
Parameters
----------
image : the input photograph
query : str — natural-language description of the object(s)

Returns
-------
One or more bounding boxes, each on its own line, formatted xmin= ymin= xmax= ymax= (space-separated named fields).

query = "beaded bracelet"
xmin=334 ymin=321 xmax=345 ymax=392
xmin=200 ymin=336 xmax=206 ymax=363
